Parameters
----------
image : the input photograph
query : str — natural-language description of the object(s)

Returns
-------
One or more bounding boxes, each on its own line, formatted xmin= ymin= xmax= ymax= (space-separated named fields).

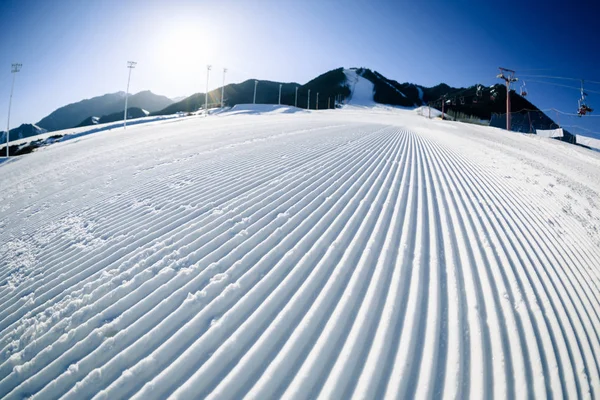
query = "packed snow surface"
xmin=226 ymin=104 xmax=306 ymax=115
xmin=1 ymin=107 xmax=600 ymax=399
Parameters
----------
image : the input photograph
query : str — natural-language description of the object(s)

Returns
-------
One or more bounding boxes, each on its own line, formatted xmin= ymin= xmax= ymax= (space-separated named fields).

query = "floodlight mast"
xmin=295 ymin=86 xmax=298 ymax=108
xmin=253 ymin=80 xmax=258 ymax=104
xmin=205 ymin=65 xmax=212 ymax=117
xmin=123 ymin=61 xmax=136 ymax=129
xmin=221 ymin=68 xmax=227 ymax=108
xmin=5 ymin=63 xmax=21 ymax=157
xmin=278 ymin=84 xmax=282 ymax=105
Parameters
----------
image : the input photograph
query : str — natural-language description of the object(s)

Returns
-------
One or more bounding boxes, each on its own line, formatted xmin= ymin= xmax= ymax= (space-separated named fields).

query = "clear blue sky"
xmin=1 ymin=0 xmax=599 ymax=135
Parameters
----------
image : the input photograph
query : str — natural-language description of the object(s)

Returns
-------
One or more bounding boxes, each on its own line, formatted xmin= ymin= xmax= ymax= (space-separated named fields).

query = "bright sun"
xmin=155 ymin=20 xmax=220 ymax=74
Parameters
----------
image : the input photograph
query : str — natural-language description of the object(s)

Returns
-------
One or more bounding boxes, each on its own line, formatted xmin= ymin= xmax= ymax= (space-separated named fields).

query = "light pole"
xmin=307 ymin=89 xmax=311 ymax=109
xmin=253 ymin=80 xmax=258 ymax=104
xmin=278 ymin=84 xmax=282 ymax=105
xmin=316 ymin=92 xmax=319 ymax=110
xmin=123 ymin=61 xmax=136 ymax=129
xmin=221 ymin=67 xmax=227 ymax=108
xmin=295 ymin=86 xmax=298 ymax=107
xmin=5 ymin=63 xmax=22 ymax=157
xmin=205 ymin=64 xmax=212 ymax=117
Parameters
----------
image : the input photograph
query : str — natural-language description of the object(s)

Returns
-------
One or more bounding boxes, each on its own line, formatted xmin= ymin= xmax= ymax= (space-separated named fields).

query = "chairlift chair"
xmin=460 ymin=96 xmax=465 ymax=105
xmin=577 ymin=80 xmax=594 ymax=116
xmin=578 ymin=101 xmax=594 ymax=116
xmin=520 ymin=81 xmax=528 ymax=96
xmin=476 ymin=84 xmax=483 ymax=98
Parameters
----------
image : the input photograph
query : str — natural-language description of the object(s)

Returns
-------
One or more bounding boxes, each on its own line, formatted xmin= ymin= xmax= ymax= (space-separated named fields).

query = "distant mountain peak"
xmin=36 ymin=91 xmax=174 ymax=132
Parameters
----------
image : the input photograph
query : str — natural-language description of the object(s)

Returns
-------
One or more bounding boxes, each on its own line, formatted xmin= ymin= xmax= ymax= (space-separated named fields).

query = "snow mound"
xmin=225 ymin=104 xmax=307 ymax=116
xmin=414 ymin=106 xmax=444 ymax=118
xmin=343 ymin=69 xmax=376 ymax=106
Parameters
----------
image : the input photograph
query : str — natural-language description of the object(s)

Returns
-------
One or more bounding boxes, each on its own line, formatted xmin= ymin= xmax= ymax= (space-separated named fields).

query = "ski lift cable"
xmin=526 ymin=80 xmax=600 ymax=95
xmin=520 ymin=74 xmax=600 ymax=86
xmin=551 ymin=108 xmax=600 ymax=117
xmin=516 ymin=68 xmax=556 ymax=72
xmin=520 ymin=74 xmax=580 ymax=82
xmin=561 ymin=124 xmax=600 ymax=134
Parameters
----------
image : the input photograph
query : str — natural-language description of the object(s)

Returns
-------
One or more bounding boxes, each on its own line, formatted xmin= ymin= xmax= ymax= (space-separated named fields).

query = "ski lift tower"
xmin=497 ymin=67 xmax=518 ymax=131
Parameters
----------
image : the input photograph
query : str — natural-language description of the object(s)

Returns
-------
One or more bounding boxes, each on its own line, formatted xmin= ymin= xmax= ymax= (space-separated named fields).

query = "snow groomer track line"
xmin=1 ymin=107 xmax=600 ymax=399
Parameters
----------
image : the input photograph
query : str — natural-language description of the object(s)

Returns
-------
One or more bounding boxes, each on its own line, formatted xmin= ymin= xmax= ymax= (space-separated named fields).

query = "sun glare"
xmin=155 ymin=20 xmax=220 ymax=76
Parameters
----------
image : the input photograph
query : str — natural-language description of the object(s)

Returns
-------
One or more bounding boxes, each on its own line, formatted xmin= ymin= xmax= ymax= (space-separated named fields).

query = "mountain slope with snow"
xmin=1 ymin=108 xmax=600 ymax=399
xmin=343 ymin=68 xmax=376 ymax=106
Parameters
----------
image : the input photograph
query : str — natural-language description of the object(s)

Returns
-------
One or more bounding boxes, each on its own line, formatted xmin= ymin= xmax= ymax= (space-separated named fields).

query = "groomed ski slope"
xmin=1 ymin=106 xmax=600 ymax=399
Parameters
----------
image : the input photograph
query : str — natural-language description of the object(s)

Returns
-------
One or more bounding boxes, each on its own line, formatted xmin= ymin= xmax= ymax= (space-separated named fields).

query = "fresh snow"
xmin=1 ymin=107 xmax=600 ymax=399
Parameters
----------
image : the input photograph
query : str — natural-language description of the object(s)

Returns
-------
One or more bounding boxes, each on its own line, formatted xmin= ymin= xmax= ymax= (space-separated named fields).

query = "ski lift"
xmin=473 ymin=89 xmax=480 ymax=104
xmin=452 ymin=98 xmax=457 ymax=106
xmin=520 ymin=81 xmax=528 ymax=97
xmin=578 ymin=80 xmax=594 ymax=116
xmin=459 ymin=96 xmax=465 ymax=105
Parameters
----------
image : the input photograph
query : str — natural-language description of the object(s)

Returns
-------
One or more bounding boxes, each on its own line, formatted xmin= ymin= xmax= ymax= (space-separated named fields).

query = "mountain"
xmin=126 ymin=91 xmax=173 ymax=113
xmin=154 ymin=67 xmax=573 ymax=144
xmin=14 ymin=67 xmax=568 ymax=144
xmin=0 ymin=123 xmax=47 ymax=143
xmin=36 ymin=91 xmax=173 ymax=132
xmin=76 ymin=116 xmax=100 ymax=128
xmin=153 ymin=69 xmax=350 ymax=116
xmin=76 ymin=107 xmax=149 ymax=128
